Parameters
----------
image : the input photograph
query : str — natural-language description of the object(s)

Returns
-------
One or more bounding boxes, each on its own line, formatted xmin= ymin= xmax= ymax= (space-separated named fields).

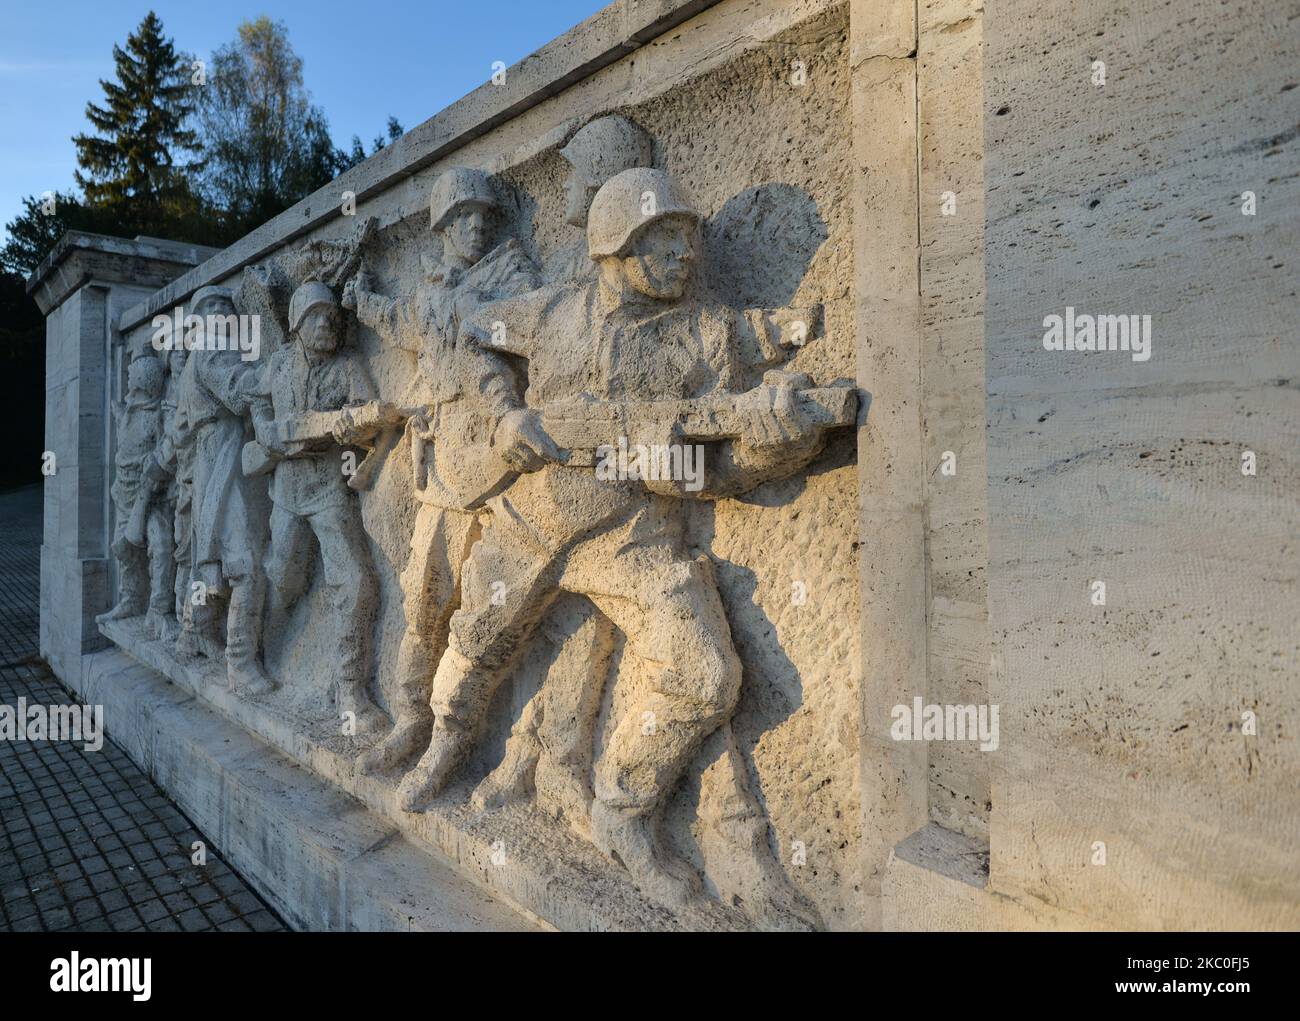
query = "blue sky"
xmin=0 ymin=0 xmax=608 ymax=242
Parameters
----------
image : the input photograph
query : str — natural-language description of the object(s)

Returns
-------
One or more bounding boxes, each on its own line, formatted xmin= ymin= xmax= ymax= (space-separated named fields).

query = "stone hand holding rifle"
xmin=243 ymin=393 xmax=413 ymax=491
xmin=525 ymin=369 xmax=857 ymax=496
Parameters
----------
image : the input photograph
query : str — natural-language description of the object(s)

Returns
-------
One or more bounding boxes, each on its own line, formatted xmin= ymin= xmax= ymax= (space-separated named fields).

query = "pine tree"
xmin=72 ymin=11 xmax=201 ymax=234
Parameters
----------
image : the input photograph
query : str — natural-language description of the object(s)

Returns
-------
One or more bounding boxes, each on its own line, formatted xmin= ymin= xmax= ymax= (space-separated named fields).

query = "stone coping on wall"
xmin=26 ymin=231 xmax=221 ymax=316
xmin=100 ymin=616 xmax=754 ymax=932
xmin=115 ymin=0 xmax=731 ymax=334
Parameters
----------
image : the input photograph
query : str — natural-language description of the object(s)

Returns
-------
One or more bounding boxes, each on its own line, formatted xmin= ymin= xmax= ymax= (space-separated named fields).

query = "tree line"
xmin=0 ymin=11 xmax=401 ymax=489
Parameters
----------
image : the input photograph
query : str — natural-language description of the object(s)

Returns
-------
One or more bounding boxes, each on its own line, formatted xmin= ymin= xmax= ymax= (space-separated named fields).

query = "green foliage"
xmin=72 ymin=10 xmax=204 ymax=236
xmin=193 ymin=17 xmax=344 ymax=235
xmin=340 ymin=116 xmax=404 ymax=172
xmin=1 ymin=11 xmax=406 ymax=488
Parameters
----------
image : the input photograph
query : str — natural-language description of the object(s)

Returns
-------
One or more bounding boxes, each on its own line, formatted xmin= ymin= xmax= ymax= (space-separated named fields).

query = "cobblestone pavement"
xmin=0 ymin=483 xmax=286 ymax=932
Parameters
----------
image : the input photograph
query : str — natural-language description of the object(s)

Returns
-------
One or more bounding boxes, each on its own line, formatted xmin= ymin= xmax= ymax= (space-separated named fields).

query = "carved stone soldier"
xmin=145 ymin=327 xmax=214 ymax=657
xmin=98 ymin=354 xmax=173 ymax=632
xmin=250 ymin=281 xmax=394 ymax=734
xmin=469 ymin=124 xmax=823 ymax=929
xmin=175 ymin=285 xmax=272 ymax=696
xmin=396 ymin=169 xmax=854 ymax=913
xmin=549 ymin=114 xmax=654 ymax=281
xmin=345 ymin=167 xmax=542 ymax=774
xmin=470 ymin=116 xmax=654 ymax=826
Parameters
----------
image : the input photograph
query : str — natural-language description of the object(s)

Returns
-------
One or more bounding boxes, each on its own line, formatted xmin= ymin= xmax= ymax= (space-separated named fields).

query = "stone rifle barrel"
xmin=542 ymin=384 xmax=859 ymax=467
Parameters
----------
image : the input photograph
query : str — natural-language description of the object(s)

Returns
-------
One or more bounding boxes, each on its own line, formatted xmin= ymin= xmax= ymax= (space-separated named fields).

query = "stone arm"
xmin=195 ymin=347 xmax=262 ymax=419
xmin=462 ymin=285 xmax=558 ymax=362
xmin=353 ymin=288 xmax=426 ymax=355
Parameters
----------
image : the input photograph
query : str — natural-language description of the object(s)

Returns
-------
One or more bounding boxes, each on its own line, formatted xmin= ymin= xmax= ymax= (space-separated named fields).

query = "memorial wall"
xmin=30 ymin=0 xmax=1298 ymax=931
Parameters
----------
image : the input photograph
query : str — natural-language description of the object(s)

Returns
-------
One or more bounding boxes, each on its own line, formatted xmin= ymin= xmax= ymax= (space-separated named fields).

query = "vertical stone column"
xmin=850 ymin=0 xmax=927 ymax=928
xmin=28 ymin=233 xmax=217 ymax=689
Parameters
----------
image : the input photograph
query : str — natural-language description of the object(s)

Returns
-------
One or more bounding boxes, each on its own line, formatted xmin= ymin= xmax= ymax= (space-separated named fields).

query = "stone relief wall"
xmin=105 ymin=1 xmax=864 ymax=929
xmin=41 ymin=0 xmax=1296 ymax=933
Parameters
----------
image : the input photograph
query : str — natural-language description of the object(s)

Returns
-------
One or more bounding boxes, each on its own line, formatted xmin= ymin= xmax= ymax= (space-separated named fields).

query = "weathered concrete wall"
xmin=981 ymin=0 xmax=1299 ymax=928
xmin=37 ymin=0 xmax=1295 ymax=933
xmin=919 ymin=0 xmax=990 ymax=842
xmin=72 ymin=647 xmax=535 ymax=931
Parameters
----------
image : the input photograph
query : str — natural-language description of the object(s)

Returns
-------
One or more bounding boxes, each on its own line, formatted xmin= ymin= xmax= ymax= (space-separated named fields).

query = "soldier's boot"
xmin=396 ymin=722 xmax=468 ymax=811
xmin=144 ymin=516 xmax=175 ymax=640
xmin=336 ymin=676 xmax=387 ymax=740
xmin=358 ymin=628 xmax=437 ymax=776
xmin=698 ymin=727 xmax=822 ymax=930
xmin=534 ymin=753 xmax=593 ymax=841
xmin=470 ymin=697 xmax=542 ymax=812
xmin=151 ymin=612 xmax=180 ymax=643
xmin=97 ymin=594 xmax=144 ymax=623
xmin=590 ymin=799 xmax=700 ymax=910
xmin=709 ymin=811 xmax=821 ymax=931
xmin=527 ymin=613 xmax=610 ymax=836
xmin=357 ymin=707 xmax=433 ymax=776
xmin=98 ymin=546 xmax=148 ymax=622
xmin=226 ymin=574 xmax=274 ymax=698
xmin=396 ymin=644 xmax=491 ymax=809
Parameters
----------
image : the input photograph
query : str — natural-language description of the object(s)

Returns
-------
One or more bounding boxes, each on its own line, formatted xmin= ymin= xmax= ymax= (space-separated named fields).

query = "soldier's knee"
xmin=327 ymin=557 xmax=375 ymax=609
xmin=672 ymin=640 xmax=741 ymax=726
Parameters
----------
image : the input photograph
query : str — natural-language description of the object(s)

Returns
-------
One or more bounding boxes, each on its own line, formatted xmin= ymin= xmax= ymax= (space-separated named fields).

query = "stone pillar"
xmin=28 ymin=232 xmax=218 ymax=689
xmin=851 ymin=0 xmax=928 ymax=929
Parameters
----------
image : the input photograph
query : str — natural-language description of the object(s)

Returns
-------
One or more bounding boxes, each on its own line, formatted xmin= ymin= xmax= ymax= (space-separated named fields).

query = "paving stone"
xmin=0 ymin=485 xmax=286 ymax=933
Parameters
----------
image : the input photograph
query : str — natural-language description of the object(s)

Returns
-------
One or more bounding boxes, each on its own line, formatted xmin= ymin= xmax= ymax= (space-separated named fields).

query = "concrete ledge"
xmin=26 ymin=232 xmax=219 ymax=315
xmin=99 ymin=617 xmax=754 ymax=931
xmin=883 ymin=823 xmax=1105 ymax=931
xmin=73 ymin=646 xmax=538 ymax=931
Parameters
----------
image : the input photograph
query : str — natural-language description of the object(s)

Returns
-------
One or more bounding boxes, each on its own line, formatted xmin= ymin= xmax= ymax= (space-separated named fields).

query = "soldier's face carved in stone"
xmin=191 ymin=296 xmax=236 ymax=352
xmin=564 ymin=168 xmax=597 ymax=227
xmin=127 ymin=357 xmax=164 ymax=400
xmin=443 ymin=203 xmax=491 ymax=264
xmin=298 ymin=304 xmax=341 ymax=353
xmin=617 ymin=215 xmax=696 ymax=300
xmin=168 ymin=344 xmax=187 ymax=379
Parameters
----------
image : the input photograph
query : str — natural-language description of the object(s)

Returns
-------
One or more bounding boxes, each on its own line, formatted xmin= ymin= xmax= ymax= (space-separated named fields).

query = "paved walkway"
xmin=0 ymin=484 xmax=285 ymax=932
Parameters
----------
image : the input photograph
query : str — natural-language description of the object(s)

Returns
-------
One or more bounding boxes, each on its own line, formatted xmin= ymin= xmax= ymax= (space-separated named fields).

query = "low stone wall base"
xmin=69 ymin=642 xmax=537 ymax=931
xmin=95 ymin=616 xmax=754 ymax=931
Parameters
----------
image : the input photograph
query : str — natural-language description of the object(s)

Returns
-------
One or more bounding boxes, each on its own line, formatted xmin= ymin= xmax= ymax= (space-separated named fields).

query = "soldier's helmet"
xmin=587 ymin=167 xmax=700 ymax=260
xmin=191 ymin=285 xmax=235 ymax=315
xmin=288 ymin=280 xmax=338 ymax=333
xmin=128 ymin=354 xmax=165 ymax=397
xmin=560 ymin=116 xmax=654 ymax=188
xmin=429 ymin=167 xmax=498 ymax=232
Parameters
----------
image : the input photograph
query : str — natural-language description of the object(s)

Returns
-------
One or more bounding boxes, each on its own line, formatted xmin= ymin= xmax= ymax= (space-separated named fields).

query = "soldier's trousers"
xmin=264 ymin=499 xmax=376 ymax=686
xmin=391 ymin=503 xmax=479 ymax=719
xmin=429 ymin=517 xmax=742 ymax=817
xmin=116 ymin=501 xmax=175 ymax=618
